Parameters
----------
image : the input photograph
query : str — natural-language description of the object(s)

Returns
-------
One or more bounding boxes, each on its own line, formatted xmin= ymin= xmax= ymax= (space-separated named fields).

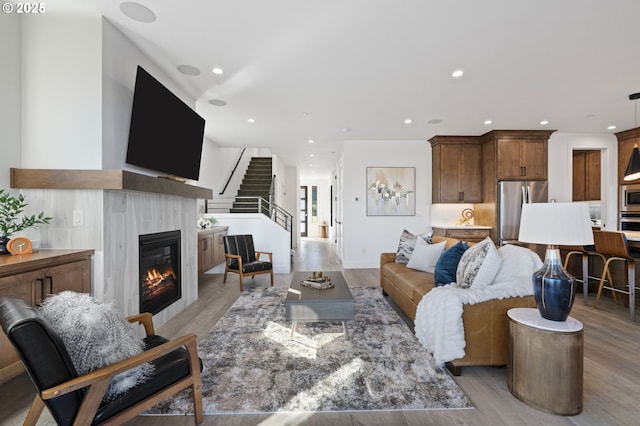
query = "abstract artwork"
xmin=366 ymin=167 xmax=415 ymax=216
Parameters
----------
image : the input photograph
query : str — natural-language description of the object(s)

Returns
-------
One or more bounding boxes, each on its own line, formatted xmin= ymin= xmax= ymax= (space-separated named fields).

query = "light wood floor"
xmin=1 ymin=238 xmax=639 ymax=426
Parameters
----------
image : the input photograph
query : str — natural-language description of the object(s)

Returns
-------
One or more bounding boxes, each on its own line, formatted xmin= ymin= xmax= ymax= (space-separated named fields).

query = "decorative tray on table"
xmin=300 ymin=275 xmax=334 ymax=290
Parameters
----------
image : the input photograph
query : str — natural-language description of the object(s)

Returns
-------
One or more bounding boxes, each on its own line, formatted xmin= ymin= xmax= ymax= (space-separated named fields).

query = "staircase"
xmin=231 ymin=157 xmax=273 ymax=213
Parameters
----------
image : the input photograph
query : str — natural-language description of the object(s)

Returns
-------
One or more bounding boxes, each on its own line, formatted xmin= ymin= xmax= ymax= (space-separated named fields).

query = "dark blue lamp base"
xmin=533 ymin=247 xmax=576 ymax=322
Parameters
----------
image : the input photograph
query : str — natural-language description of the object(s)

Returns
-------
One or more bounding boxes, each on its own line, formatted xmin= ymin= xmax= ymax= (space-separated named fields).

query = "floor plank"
xmin=1 ymin=237 xmax=639 ymax=425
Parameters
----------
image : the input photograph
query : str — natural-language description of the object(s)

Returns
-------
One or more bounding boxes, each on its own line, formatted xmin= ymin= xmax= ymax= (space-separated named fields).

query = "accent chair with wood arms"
xmin=0 ymin=296 xmax=203 ymax=426
xmin=223 ymin=234 xmax=274 ymax=291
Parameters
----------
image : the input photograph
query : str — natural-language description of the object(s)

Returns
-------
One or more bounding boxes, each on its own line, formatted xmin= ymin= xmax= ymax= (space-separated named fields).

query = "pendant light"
xmin=623 ymin=93 xmax=640 ymax=181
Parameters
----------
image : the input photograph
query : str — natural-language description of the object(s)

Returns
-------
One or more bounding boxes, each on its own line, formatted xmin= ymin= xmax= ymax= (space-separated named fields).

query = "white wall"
xmin=547 ymin=132 xmax=618 ymax=230
xmin=0 ymin=12 xmax=21 ymax=190
xmin=341 ymin=140 xmax=431 ymax=268
xmin=21 ymin=11 xmax=102 ymax=168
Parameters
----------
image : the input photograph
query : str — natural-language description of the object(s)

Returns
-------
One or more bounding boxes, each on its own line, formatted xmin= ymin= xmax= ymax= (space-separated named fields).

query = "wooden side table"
xmin=507 ymin=308 xmax=584 ymax=415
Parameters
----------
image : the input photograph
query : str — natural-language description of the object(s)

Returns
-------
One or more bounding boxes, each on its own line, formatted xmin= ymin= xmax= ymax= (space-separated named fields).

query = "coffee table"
xmin=285 ymin=271 xmax=354 ymax=339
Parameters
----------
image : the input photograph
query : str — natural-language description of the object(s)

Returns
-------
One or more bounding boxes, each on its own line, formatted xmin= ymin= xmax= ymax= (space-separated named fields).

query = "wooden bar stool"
xmin=562 ymin=244 xmax=606 ymax=305
xmin=592 ymin=230 xmax=640 ymax=321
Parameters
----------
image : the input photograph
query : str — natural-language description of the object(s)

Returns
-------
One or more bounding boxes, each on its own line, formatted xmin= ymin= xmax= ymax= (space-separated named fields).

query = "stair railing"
xmin=236 ymin=194 xmax=292 ymax=228
xmin=219 ymin=147 xmax=246 ymax=195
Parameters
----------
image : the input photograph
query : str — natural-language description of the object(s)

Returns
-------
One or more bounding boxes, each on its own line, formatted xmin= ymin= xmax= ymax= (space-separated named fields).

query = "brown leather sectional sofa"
xmin=380 ymin=235 xmax=535 ymax=375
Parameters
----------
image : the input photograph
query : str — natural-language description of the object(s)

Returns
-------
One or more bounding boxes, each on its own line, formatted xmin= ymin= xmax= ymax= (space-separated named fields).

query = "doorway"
xmin=299 ymin=186 xmax=308 ymax=237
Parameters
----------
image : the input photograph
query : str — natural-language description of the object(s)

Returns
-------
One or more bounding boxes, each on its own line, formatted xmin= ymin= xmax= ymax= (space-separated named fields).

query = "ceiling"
xmin=52 ymin=0 xmax=640 ymax=179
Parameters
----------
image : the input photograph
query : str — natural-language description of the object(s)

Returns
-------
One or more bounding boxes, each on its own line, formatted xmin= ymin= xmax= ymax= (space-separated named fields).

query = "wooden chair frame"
xmin=22 ymin=312 xmax=203 ymax=426
xmin=223 ymin=251 xmax=274 ymax=291
xmin=592 ymin=231 xmax=639 ymax=322
xmin=562 ymin=245 xmax=606 ymax=306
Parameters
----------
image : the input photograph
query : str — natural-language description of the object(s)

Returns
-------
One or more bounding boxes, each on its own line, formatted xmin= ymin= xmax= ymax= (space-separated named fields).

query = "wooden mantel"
xmin=10 ymin=168 xmax=213 ymax=199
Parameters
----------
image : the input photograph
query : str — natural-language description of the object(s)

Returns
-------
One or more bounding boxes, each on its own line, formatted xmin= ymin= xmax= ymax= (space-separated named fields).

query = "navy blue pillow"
xmin=434 ymin=241 xmax=470 ymax=286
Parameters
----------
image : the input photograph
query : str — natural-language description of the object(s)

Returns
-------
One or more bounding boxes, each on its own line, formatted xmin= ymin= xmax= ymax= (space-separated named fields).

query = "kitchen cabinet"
xmin=432 ymin=227 xmax=491 ymax=243
xmin=572 ymin=150 xmax=601 ymax=201
xmin=0 ymin=249 xmax=94 ymax=383
xmin=429 ymin=136 xmax=482 ymax=203
xmin=198 ymin=226 xmax=228 ymax=274
xmin=616 ymin=127 xmax=640 ymax=184
xmin=480 ymin=130 xmax=552 ymax=181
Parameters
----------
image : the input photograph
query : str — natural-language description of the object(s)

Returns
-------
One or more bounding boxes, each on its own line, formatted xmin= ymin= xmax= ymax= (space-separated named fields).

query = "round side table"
xmin=507 ymin=307 xmax=584 ymax=416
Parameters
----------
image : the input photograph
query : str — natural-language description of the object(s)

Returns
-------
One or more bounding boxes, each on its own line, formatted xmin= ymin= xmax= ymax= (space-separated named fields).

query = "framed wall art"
xmin=366 ymin=167 xmax=415 ymax=216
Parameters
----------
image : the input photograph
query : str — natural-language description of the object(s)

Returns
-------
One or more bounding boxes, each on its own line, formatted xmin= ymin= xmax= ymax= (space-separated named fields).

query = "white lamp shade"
xmin=518 ymin=202 xmax=594 ymax=246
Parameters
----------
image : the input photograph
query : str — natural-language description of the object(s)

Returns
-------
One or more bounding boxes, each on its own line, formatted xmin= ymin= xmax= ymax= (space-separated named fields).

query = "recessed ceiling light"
xmin=484 ymin=120 xmax=492 ymax=125
xmin=176 ymin=65 xmax=200 ymax=76
xmin=428 ymin=119 xmax=443 ymax=124
xmin=119 ymin=2 xmax=156 ymax=23
xmin=310 ymin=154 xmax=315 ymax=158
xmin=209 ymin=99 xmax=227 ymax=107
xmin=308 ymin=139 xmax=314 ymax=144
xmin=342 ymin=127 xmax=351 ymax=133
xmin=540 ymin=120 xmax=549 ymax=125
xmin=404 ymin=118 xmax=413 ymax=124
xmin=452 ymin=69 xmax=464 ymax=78
xmin=608 ymin=125 xmax=617 ymax=130
xmin=308 ymin=163 xmax=313 ymax=167
xmin=212 ymin=67 xmax=224 ymax=75
xmin=247 ymin=118 xmax=255 ymax=123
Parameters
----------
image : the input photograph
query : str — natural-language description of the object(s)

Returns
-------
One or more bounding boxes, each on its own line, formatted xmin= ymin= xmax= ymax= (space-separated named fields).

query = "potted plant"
xmin=0 ymin=189 xmax=52 ymax=254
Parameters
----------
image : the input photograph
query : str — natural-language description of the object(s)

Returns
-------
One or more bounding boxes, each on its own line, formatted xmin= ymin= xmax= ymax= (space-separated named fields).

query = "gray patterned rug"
xmin=146 ymin=287 xmax=473 ymax=414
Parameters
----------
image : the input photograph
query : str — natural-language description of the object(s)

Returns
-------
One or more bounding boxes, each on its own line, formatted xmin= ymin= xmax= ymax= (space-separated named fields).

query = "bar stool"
xmin=562 ymin=244 xmax=606 ymax=305
xmin=592 ymin=230 xmax=640 ymax=321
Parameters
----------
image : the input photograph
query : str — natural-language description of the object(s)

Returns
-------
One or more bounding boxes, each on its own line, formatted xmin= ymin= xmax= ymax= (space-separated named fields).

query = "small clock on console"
xmin=6 ymin=237 xmax=33 ymax=255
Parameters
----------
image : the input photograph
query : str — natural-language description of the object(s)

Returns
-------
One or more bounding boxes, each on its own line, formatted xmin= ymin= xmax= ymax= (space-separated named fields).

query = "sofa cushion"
xmin=407 ymin=239 xmax=446 ymax=272
xmin=456 ymin=237 xmax=503 ymax=289
xmin=434 ymin=241 xmax=469 ymax=286
xmin=393 ymin=269 xmax=435 ymax=301
xmin=395 ymin=229 xmax=418 ymax=264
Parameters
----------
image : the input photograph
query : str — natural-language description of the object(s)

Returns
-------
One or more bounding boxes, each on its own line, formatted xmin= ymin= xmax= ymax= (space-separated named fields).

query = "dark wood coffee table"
xmin=285 ymin=271 xmax=354 ymax=339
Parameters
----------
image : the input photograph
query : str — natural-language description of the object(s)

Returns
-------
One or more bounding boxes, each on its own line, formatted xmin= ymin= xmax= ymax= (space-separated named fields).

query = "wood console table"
xmin=507 ymin=308 xmax=583 ymax=415
xmin=0 ymin=249 xmax=94 ymax=383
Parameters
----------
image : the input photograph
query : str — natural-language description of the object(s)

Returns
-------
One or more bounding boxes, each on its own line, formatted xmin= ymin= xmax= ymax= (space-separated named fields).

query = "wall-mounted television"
xmin=126 ymin=66 xmax=205 ymax=181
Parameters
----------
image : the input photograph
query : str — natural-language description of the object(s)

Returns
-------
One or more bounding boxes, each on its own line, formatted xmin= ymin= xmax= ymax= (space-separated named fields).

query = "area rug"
xmin=146 ymin=287 xmax=473 ymax=414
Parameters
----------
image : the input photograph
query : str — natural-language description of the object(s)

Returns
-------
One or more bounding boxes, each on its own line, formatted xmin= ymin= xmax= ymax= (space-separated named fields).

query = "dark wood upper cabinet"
xmin=429 ymin=136 xmax=482 ymax=203
xmin=572 ymin=150 xmax=601 ymax=201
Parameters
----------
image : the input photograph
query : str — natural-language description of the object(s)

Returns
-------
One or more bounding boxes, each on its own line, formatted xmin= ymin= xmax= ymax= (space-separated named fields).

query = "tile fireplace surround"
xmin=10 ymin=168 xmax=213 ymax=328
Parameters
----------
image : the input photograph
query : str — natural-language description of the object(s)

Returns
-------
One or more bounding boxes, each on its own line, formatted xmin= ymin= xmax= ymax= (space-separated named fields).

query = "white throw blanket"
xmin=414 ymin=244 xmax=542 ymax=366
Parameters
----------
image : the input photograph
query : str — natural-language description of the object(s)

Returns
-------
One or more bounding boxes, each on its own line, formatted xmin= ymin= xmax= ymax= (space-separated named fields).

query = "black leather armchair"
xmin=0 ymin=296 xmax=203 ymax=425
xmin=223 ymin=234 xmax=274 ymax=291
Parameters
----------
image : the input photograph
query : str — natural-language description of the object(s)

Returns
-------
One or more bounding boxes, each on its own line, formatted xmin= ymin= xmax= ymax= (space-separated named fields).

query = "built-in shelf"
xmin=10 ymin=168 xmax=213 ymax=199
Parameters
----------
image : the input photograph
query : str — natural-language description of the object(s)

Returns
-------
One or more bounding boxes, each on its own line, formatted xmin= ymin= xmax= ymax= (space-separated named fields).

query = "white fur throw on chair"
xmin=40 ymin=291 xmax=154 ymax=399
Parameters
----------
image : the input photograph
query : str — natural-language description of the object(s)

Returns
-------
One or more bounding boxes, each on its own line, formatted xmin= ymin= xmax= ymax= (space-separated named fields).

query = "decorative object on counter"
xmin=6 ymin=236 xmax=33 ymax=255
xmin=624 ymin=93 xmax=640 ymax=181
xmin=197 ymin=216 xmax=217 ymax=229
xmin=518 ymin=202 xmax=593 ymax=321
xmin=0 ymin=189 xmax=52 ymax=255
xmin=455 ymin=208 xmax=474 ymax=226
xmin=366 ymin=167 xmax=415 ymax=216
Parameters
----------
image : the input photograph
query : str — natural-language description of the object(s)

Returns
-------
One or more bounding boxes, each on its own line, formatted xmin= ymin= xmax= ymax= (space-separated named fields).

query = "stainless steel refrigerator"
xmin=497 ymin=180 xmax=548 ymax=245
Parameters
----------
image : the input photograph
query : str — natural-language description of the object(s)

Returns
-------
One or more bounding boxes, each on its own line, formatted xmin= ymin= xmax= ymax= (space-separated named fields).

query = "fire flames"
xmin=142 ymin=267 xmax=177 ymax=298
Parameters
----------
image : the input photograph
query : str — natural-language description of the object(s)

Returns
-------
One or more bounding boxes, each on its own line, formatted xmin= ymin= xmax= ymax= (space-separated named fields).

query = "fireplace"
xmin=139 ymin=230 xmax=181 ymax=315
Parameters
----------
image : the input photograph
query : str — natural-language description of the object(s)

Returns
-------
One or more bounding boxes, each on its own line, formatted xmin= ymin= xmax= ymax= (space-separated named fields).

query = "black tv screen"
xmin=126 ymin=66 xmax=205 ymax=181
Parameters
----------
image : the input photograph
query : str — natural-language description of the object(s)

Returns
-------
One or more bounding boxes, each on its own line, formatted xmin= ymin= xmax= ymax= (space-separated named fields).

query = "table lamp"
xmin=518 ymin=202 xmax=593 ymax=321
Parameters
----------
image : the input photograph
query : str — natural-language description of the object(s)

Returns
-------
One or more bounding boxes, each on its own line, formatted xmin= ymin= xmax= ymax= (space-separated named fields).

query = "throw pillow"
xmin=456 ymin=237 xmax=503 ymax=289
xmin=434 ymin=241 xmax=470 ymax=286
xmin=407 ymin=239 xmax=446 ymax=272
xmin=493 ymin=243 xmax=543 ymax=284
xmin=395 ymin=229 xmax=418 ymax=263
xmin=39 ymin=291 xmax=154 ymax=400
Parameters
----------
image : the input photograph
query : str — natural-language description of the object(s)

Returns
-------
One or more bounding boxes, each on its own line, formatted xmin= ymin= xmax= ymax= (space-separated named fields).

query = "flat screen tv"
xmin=126 ymin=66 xmax=205 ymax=181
